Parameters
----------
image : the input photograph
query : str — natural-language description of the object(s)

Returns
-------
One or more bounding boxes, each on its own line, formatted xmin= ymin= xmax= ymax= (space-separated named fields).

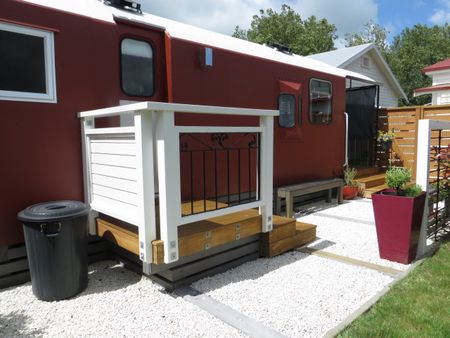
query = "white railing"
xmin=416 ymin=119 xmax=450 ymax=256
xmin=79 ymin=102 xmax=278 ymax=264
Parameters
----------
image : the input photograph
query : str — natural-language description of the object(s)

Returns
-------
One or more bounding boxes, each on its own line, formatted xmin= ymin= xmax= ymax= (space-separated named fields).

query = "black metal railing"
xmin=427 ymin=129 xmax=450 ymax=241
xmin=179 ymin=132 xmax=260 ymax=217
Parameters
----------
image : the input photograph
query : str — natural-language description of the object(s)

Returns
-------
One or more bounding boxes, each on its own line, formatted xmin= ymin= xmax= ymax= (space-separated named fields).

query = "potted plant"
xmin=343 ymin=167 xmax=359 ymax=200
xmin=371 ymin=166 xmax=426 ymax=264
xmin=377 ymin=130 xmax=395 ymax=151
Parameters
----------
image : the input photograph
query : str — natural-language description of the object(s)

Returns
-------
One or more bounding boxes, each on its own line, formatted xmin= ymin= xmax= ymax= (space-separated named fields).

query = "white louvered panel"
xmin=92 ymin=184 xmax=138 ymax=206
xmin=91 ymin=163 xmax=136 ymax=180
xmin=91 ymin=153 xmax=136 ymax=168
xmin=91 ymin=196 xmax=139 ymax=226
xmin=91 ymin=174 xmax=137 ymax=194
xmin=90 ymin=140 xmax=136 ymax=156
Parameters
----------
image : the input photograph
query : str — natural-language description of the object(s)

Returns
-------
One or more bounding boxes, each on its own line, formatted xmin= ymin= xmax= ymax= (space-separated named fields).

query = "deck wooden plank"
xmin=261 ymin=220 xmax=316 ymax=258
xmin=181 ymin=200 xmax=228 ymax=216
xmin=97 ymin=219 xmax=139 ymax=256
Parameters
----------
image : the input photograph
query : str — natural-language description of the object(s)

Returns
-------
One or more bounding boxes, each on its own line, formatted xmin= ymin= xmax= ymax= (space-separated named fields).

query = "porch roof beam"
xmin=78 ymin=101 xmax=279 ymax=119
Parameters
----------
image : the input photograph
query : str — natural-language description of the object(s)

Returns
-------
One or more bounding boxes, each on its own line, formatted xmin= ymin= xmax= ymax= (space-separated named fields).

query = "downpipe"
xmin=343 ymin=112 xmax=348 ymax=168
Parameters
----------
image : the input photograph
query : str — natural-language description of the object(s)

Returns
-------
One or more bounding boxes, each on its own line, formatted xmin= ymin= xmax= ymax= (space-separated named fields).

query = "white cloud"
xmin=429 ymin=0 xmax=450 ymax=24
xmin=139 ymin=0 xmax=378 ymax=41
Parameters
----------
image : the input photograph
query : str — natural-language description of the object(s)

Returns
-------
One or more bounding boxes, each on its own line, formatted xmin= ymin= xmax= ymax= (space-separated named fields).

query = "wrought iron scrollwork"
xmin=211 ymin=133 xmax=229 ymax=149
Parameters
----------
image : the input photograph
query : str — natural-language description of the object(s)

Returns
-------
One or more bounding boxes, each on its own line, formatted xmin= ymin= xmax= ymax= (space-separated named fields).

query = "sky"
xmin=139 ymin=0 xmax=450 ymax=46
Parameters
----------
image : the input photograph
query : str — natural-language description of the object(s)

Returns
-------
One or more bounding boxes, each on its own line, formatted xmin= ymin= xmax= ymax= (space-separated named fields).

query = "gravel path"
xmin=299 ymin=199 xmax=411 ymax=271
xmin=193 ymin=252 xmax=393 ymax=338
xmin=0 ymin=261 xmax=245 ymax=338
xmin=0 ymin=198 xmax=410 ymax=337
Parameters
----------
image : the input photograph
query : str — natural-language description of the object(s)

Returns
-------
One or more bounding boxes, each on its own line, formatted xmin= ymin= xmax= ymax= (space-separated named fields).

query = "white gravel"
xmin=299 ymin=199 xmax=411 ymax=271
xmin=0 ymin=198 xmax=410 ymax=337
xmin=0 ymin=261 xmax=245 ymax=338
xmin=193 ymin=252 xmax=393 ymax=338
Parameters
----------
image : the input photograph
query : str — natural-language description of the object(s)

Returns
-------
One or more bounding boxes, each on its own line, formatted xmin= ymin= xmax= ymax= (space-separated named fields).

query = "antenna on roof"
xmin=104 ymin=0 xmax=142 ymax=14
xmin=266 ymin=42 xmax=292 ymax=55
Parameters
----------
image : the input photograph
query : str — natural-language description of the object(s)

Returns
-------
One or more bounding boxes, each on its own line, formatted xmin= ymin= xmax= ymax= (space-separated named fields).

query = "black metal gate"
xmin=346 ymin=85 xmax=378 ymax=168
xmin=428 ymin=131 xmax=450 ymax=241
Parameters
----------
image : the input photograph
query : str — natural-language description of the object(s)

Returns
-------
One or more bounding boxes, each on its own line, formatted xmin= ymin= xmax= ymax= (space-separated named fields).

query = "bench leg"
xmin=326 ymin=189 xmax=332 ymax=203
xmin=337 ymin=186 xmax=344 ymax=204
xmin=285 ymin=193 xmax=294 ymax=218
xmin=276 ymin=196 xmax=281 ymax=215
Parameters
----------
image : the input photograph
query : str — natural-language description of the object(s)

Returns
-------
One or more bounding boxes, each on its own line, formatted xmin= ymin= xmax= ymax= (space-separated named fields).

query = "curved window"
xmin=121 ymin=38 xmax=153 ymax=97
xmin=309 ymin=79 xmax=332 ymax=124
xmin=278 ymin=94 xmax=296 ymax=128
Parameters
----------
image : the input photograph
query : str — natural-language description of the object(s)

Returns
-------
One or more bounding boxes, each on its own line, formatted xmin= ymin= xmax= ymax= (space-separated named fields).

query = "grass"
xmin=339 ymin=241 xmax=450 ymax=338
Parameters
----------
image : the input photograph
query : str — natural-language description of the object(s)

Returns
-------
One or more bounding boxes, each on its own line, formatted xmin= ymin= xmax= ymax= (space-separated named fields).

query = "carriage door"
xmin=346 ymin=85 xmax=378 ymax=168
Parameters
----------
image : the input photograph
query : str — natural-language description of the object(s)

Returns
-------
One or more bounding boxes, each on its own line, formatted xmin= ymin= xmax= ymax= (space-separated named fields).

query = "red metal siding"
xmin=169 ymin=39 xmax=346 ymax=187
xmin=1 ymin=1 xmax=346 ymax=247
xmin=0 ymin=1 xmax=166 ymax=246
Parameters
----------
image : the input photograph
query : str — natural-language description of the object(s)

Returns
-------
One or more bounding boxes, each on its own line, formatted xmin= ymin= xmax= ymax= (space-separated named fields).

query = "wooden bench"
xmin=276 ymin=178 xmax=344 ymax=218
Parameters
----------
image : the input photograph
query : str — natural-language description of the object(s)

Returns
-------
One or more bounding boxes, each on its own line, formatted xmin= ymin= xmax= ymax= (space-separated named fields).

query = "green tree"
xmin=345 ymin=20 xmax=389 ymax=54
xmin=233 ymin=4 xmax=336 ymax=56
xmin=386 ymin=24 xmax=450 ymax=105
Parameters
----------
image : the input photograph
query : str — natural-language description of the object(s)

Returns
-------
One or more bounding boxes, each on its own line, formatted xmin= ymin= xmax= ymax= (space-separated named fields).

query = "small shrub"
xmin=385 ymin=166 xmax=412 ymax=194
xmin=405 ymin=184 xmax=422 ymax=197
xmin=344 ymin=167 xmax=358 ymax=186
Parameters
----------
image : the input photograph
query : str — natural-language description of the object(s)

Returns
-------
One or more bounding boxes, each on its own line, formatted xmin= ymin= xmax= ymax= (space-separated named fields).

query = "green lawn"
xmin=339 ymin=241 xmax=450 ymax=338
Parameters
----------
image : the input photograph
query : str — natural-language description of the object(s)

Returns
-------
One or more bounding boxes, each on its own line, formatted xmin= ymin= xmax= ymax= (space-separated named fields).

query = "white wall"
xmin=432 ymin=71 xmax=450 ymax=86
xmin=344 ymin=51 xmax=400 ymax=107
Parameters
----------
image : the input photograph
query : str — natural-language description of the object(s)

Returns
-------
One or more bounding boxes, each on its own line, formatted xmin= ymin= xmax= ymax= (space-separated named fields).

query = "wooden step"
xmin=260 ymin=215 xmax=296 ymax=256
xmin=356 ymin=173 xmax=386 ymax=189
xmin=363 ymin=184 xmax=387 ymax=198
xmin=261 ymin=220 xmax=316 ymax=258
xmin=355 ymin=167 xmax=383 ymax=178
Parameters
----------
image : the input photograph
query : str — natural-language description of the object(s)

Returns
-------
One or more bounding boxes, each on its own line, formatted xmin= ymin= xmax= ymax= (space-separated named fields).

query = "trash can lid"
xmin=18 ymin=200 xmax=89 ymax=222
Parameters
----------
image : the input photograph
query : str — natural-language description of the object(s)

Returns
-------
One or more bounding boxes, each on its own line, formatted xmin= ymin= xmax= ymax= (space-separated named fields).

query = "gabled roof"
xmin=307 ymin=43 xmax=373 ymax=68
xmin=423 ymin=58 xmax=450 ymax=74
xmin=21 ymin=0 xmax=375 ymax=84
xmin=308 ymin=43 xmax=407 ymax=100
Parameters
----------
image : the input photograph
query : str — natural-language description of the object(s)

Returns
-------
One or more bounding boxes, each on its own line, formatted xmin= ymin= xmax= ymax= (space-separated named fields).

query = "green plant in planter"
xmin=344 ymin=167 xmax=358 ymax=186
xmin=405 ymin=184 xmax=422 ymax=198
xmin=377 ymin=130 xmax=395 ymax=143
xmin=385 ymin=166 xmax=412 ymax=195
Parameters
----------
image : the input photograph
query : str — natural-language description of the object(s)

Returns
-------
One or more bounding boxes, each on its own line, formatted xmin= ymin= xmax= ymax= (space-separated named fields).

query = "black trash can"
xmin=18 ymin=200 xmax=89 ymax=301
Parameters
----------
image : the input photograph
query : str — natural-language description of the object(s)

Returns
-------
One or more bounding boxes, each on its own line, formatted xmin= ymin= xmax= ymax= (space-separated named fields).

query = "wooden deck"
xmin=96 ymin=201 xmax=317 ymax=270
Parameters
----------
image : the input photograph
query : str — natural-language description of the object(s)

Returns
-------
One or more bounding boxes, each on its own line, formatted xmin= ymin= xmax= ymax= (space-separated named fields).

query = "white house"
xmin=414 ymin=58 xmax=450 ymax=105
xmin=308 ymin=43 xmax=407 ymax=107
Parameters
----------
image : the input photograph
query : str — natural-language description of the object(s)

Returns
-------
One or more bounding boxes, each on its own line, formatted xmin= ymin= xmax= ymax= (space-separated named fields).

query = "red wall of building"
xmin=0 ymin=1 xmax=167 ymax=246
xmin=169 ymin=39 xmax=346 ymax=187
xmin=1 ymin=1 xmax=345 ymax=247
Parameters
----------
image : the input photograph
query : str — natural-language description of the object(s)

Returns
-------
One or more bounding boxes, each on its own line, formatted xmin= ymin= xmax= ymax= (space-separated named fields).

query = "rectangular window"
xmin=0 ymin=22 xmax=56 ymax=103
xmin=121 ymin=38 xmax=154 ymax=97
xmin=309 ymin=79 xmax=332 ymax=124
xmin=278 ymin=94 xmax=296 ymax=128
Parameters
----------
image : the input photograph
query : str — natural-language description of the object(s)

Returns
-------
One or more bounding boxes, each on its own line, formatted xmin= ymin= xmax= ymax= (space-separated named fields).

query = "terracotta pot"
xmin=372 ymin=189 xmax=426 ymax=264
xmin=343 ymin=186 xmax=358 ymax=200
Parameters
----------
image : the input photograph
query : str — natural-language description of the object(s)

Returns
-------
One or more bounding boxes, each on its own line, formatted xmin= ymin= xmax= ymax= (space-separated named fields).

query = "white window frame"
xmin=0 ymin=22 xmax=57 ymax=103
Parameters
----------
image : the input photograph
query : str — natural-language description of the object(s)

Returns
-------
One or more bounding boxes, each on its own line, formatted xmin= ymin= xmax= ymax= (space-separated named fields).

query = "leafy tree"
xmin=345 ymin=20 xmax=389 ymax=54
xmin=232 ymin=4 xmax=336 ymax=56
xmin=386 ymin=24 xmax=450 ymax=105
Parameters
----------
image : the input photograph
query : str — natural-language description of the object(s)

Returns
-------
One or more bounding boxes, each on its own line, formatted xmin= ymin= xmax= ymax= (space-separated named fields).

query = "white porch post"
xmin=80 ymin=117 xmax=98 ymax=235
xmin=134 ymin=111 xmax=157 ymax=263
xmin=156 ymin=111 xmax=182 ymax=263
xmin=259 ymin=115 xmax=274 ymax=232
xmin=416 ymin=119 xmax=431 ymax=256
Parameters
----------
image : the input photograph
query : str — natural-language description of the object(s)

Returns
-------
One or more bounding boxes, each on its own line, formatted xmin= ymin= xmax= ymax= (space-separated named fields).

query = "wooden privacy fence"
xmin=378 ymin=104 xmax=450 ymax=178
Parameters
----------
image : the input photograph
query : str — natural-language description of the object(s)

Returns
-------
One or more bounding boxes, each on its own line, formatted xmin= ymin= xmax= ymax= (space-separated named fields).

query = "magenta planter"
xmin=372 ymin=189 xmax=426 ymax=264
